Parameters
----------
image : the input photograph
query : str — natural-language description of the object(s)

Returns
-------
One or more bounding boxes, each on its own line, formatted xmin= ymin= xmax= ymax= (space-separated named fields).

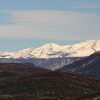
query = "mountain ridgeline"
xmin=0 ymin=40 xmax=100 ymax=59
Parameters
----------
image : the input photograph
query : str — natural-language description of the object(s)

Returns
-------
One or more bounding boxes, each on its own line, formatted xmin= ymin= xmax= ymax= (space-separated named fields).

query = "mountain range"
xmin=0 ymin=40 xmax=100 ymax=99
xmin=0 ymin=40 xmax=100 ymax=59
xmin=0 ymin=40 xmax=100 ymax=70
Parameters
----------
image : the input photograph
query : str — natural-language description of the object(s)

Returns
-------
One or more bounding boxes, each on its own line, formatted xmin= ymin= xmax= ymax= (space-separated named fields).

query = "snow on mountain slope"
xmin=31 ymin=43 xmax=70 ymax=58
xmin=30 ymin=40 xmax=100 ymax=58
xmin=0 ymin=40 xmax=100 ymax=59
xmin=0 ymin=48 xmax=34 ymax=59
xmin=14 ymin=48 xmax=34 ymax=58
xmin=69 ymin=40 xmax=100 ymax=57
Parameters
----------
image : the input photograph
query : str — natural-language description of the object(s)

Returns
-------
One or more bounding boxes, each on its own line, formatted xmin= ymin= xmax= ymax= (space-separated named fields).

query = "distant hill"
xmin=58 ymin=52 xmax=100 ymax=76
xmin=0 ymin=63 xmax=50 ymax=78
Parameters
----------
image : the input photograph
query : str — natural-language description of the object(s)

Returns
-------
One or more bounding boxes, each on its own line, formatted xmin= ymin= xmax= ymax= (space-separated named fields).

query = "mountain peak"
xmin=41 ymin=43 xmax=61 ymax=48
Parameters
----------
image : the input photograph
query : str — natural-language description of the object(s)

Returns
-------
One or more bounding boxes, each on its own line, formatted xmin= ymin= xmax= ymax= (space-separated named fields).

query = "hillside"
xmin=0 ymin=63 xmax=99 ymax=100
xmin=59 ymin=52 xmax=100 ymax=76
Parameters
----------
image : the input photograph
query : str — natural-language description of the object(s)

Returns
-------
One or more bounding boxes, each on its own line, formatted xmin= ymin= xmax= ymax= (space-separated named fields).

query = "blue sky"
xmin=0 ymin=0 xmax=100 ymax=51
xmin=0 ymin=0 xmax=100 ymax=10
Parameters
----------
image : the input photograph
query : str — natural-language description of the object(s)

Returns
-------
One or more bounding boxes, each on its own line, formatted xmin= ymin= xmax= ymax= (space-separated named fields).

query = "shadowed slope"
xmin=59 ymin=52 xmax=100 ymax=76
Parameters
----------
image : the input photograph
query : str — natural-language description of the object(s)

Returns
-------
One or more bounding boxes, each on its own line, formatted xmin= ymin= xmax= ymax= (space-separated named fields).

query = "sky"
xmin=0 ymin=0 xmax=100 ymax=51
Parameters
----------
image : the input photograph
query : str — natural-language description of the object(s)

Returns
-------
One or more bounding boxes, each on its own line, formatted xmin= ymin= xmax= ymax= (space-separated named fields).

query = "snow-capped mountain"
xmin=31 ymin=40 xmax=100 ymax=58
xmin=0 ymin=40 xmax=99 ymax=70
xmin=31 ymin=43 xmax=70 ymax=58
xmin=0 ymin=40 xmax=100 ymax=59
